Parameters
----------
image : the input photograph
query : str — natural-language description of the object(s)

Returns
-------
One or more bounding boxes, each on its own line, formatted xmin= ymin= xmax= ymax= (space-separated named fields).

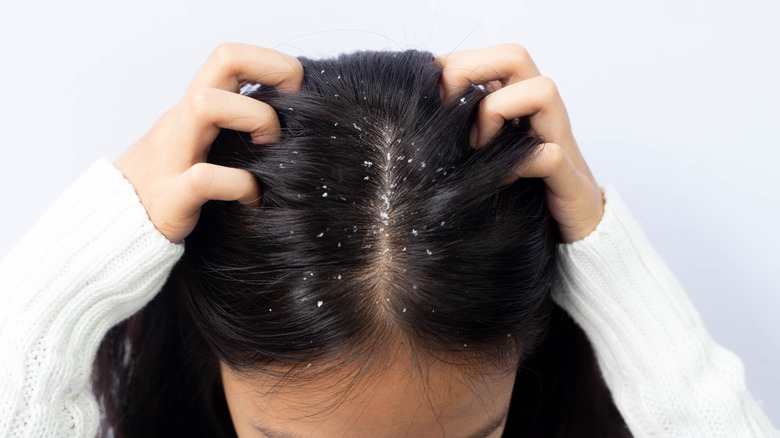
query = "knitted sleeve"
xmin=552 ymin=184 xmax=778 ymax=437
xmin=0 ymin=158 xmax=185 ymax=438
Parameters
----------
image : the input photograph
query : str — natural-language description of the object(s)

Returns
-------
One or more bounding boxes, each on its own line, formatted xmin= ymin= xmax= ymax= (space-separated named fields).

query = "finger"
xmin=187 ymin=43 xmax=303 ymax=94
xmin=436 ymin=44 xmax=541 ymax=101
xmin=474 ymin=76 xmax=576 ymax=161
xmin=500 ymin=143 xmax=581 ymax=199
xmin=179 ymin=87 xmax=281 ymax=157
xmin=176 ymin=163 xmax=261 ymax=217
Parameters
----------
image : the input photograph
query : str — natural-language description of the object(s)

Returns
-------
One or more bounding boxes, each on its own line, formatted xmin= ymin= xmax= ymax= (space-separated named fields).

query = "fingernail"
xmin=469 ymin=124 xmax=479 ymax=147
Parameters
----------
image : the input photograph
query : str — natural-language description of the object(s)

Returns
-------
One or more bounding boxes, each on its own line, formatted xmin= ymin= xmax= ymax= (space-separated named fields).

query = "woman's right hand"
xmin=113 ymin=43 xmax=303 ymax=244
xmin=436 ymin=44 xmax=604 ymax=244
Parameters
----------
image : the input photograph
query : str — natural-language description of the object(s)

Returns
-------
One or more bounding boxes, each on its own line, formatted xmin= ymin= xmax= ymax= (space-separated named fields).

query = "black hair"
xmin=93 ymin=49 xmax=630 ymax=437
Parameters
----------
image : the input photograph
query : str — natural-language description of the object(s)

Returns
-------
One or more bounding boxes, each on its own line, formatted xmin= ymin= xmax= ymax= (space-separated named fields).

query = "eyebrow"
xmin=462 ymin=410 xmax=509 ymax=438
xmin=252 ymin=409 xmax=509 ymax=438
xmin=252 ymin=423 xmax=305 ymax=438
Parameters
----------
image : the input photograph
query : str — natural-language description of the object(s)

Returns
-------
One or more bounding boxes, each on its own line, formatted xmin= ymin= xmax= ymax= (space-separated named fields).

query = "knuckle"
xmin=504 ymin=43 xmax=531 ymax=64
xmin=209 ymin=42 xmax=237 ymax=65
xmin=188 ymin=87 xmax=214 ymax=118
xmin=543 ymin=143 xmax=566 ymax=169
xmin=184 ymin=163 xmax=212 ymax=194
xmin=440 ymin=68 xmax=465 ymax=86
xmin=536 ymin=76 xmax=559 ymax=98
xmin=288 ymin=57 xmax=304 ymax=78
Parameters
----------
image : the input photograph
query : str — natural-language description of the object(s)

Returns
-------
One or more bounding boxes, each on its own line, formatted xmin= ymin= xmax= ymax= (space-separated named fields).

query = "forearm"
xmin=552 ymin=184 xmax=778 ymax=437
xmin=0 ymin=158 xmax=184 ymax=437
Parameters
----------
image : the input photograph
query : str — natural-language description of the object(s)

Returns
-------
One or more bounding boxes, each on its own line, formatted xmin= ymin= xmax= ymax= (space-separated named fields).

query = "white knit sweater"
xmin=0 ymin=158 xmax=776 ymax=437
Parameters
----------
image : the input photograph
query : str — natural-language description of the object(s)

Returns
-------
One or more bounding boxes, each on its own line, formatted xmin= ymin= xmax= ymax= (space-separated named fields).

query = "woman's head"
xmin=173 ymin=49 xmax=557 ymax=436
xmin=94 ymin=49 xmax=624 ymax=438
xmin=179 ymin=49 xmax=556 ymax=436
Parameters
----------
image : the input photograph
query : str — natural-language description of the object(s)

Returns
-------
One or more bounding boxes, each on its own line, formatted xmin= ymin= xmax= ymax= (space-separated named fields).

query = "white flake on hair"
xmin=402 ymin=308 xmax=407 ymax=312
xmin=317 ymin=232 xmax=324 ymax=238
xmin=317 ymin=301 xmax=323 ymax=307
xmin=412 ymin=229 xmax=418 ymax=236
xmin=352 ymin=123 xmax=362 ymax=131
xmin=376 ymin=124 xmax=397 ymax=259
xmin=459 ymin=97 xmax=467 ymax=105
xmin=322 ymin=192 xmax=328 ymax=197
xmin=426 ymin=249 xmax=433 ymax=255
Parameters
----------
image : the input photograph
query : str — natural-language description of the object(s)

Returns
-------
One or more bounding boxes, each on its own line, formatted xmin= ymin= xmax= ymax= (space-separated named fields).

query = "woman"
xmin=0 ymin=43 xmax=776 ymax=438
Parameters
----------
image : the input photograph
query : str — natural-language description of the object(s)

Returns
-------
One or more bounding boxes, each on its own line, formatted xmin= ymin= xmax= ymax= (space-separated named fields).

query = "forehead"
xmin=220 ymin=353 xmax=515 ymax=438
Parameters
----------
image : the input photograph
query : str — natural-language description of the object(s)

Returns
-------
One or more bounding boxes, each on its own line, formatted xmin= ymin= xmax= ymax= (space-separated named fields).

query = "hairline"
xmin=251 ymin=405 xmax=510 ymax=438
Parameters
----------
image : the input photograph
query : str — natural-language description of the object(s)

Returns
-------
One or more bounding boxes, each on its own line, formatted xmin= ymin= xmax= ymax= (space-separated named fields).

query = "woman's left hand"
xmin=436 ymin=44 xmax=604 ymax=244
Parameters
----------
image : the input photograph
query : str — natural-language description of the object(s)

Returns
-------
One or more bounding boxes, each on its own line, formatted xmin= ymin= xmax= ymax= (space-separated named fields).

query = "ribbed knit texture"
xmin=553 ymin=184 xmax=778 ymax=437
xmin=0 ymin=159 xmax=776 ymax=437
xmin=0 ymin=158 xmax=184 ymax=437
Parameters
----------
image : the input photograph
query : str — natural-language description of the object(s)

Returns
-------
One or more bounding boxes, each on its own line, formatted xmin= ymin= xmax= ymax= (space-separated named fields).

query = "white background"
xmin=1 ymin=0 xmax=778 ymax=425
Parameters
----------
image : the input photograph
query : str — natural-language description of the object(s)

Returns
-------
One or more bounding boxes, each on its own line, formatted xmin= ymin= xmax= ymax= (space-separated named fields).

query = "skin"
xmin=114 ymin=42 xmax=605 ymax=434
xmin=221 ymin=352 xmax=516 ymax=438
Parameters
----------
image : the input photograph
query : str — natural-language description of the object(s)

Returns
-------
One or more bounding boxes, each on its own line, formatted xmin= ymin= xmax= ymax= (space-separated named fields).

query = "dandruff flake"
xmin=317 ymin=300 xmax=324 ymax=307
